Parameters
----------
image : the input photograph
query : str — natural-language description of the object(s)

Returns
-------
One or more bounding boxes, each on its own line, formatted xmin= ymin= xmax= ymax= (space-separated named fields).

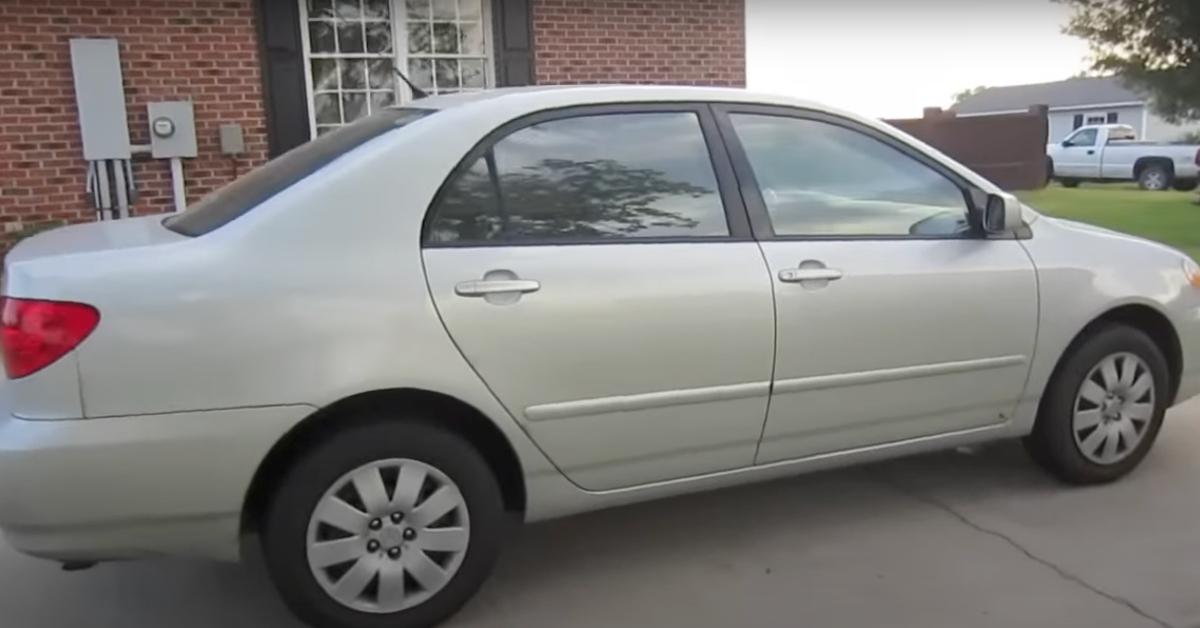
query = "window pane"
xmin=1072 ymin=129 xmax=1098 ymax=146
xmin=365 ymin=22 xmax=392 ymax=53
xmin=337 ymin=22 xmax=364 ymax=53
xmin=730 ymin=114 xmax=968 ymax=237
xmin=406 ymin=0 xmax=430 ymax=19
xmin=364 ymin=0 xmax=390 ymax=19
xmin=309 ymin=21 xmax=336 ymax=53
xmin=428 ymin=157 xmax=504 ymax=242
xmin=340 ymin=59 xmax=367 ymax=89
xmin=370 ymin=90 xmax=396 ymax=111
xmin=459 ymin=21 xmax=484 ymax=55
xmin=458 ymin=0 xmax=481 ymax=20
xmin=368 ymin=58 xmax=393 ymax=89
xmin=428 ymin=113 xmax=729 ymax=243
xmin=433 ymin=22 xmax=459 ymax=53
xmin=314 ymin=93 xmax=342 ymax=124
xmin=307 ymin=0 xmax=335 ymax=18
xmin=460 ymin=59 xmax=485 ymax=88
xmin=434 ymin=59 xmax=459 ymax=90
xmin=408 ymin=58 xmax=434 ymax=89
xmin=433 ymin=0 xmax=457 ymax=19
xmin=334 ymin=0 xmax=360 ymax=19
xmin=311 ymin=58 xmax=339 ymax=91
xmin=342 ymin=92 xmax=368 ymax=122
xmin=408 ymin=22 xmax=432 ymax=53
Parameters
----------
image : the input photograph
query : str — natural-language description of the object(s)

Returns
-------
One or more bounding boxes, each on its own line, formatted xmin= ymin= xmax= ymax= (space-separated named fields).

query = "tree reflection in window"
xmin=427 ymin=112 xmax=729 ymax=243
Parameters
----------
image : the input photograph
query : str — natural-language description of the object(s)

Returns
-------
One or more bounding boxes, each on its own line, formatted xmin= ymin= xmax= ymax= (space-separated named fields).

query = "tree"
xmin=952 ymin=85 xmax=988 ymax=107
xmin=1061 ymin=0 xmax=1200 ymax=122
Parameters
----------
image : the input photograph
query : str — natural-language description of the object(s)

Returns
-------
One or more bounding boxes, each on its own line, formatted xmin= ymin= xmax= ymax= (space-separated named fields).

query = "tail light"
xmin=1195 ymin=148 xmax=1200 ymax=167
xmin=0 ymin=297 xmax=99 ymax=379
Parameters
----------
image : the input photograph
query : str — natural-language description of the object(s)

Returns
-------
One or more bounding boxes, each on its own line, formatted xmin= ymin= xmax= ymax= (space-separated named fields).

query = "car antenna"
xmin=392 ymin=67 xmax=429 ymax=100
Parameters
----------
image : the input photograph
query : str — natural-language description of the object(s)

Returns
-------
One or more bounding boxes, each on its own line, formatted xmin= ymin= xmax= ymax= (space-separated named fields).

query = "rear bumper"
xmin=0 ymin=404 xmax=312 ymax=563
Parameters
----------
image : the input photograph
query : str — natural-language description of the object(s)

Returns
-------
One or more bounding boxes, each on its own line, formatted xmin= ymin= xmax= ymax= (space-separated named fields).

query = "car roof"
xmin=403 ymin=84 xmax=830 ymax=112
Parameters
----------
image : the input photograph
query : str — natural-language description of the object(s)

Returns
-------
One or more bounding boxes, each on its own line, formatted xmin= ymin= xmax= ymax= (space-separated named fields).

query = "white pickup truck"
xmin=1046 ymin=124 xmax=1200 ymax=191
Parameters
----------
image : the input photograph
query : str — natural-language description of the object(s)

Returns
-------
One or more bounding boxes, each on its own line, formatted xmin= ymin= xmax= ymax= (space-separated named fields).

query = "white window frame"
xmin=298 ymin=0 xmax=496 ymax=139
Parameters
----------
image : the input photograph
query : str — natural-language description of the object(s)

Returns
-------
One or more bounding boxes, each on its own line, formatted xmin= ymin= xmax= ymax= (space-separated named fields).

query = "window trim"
xmin=297 ymin=0 xmax=496 ymax=139
xmin=710 ymin=103 xmax=986 ymax=242
xmin=421 ymin=103 xmax=755 ymax=248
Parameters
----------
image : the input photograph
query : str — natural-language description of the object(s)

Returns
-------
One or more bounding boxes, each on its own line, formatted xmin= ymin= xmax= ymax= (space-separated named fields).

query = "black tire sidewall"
xmin=261 ymin=420 xmax=509 ymax=628
xmin=1030 ymin=324 xmax=1170 ymax=483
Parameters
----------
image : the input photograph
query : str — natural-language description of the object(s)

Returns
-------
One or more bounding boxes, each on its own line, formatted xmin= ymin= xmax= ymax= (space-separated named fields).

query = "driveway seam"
xmin=867 ymin=471 xmax=1174 ymax=628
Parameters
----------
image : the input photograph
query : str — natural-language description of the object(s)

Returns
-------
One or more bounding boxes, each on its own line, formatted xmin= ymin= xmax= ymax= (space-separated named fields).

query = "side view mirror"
xmin=983 ymin=192 xmax=1023 ymax=234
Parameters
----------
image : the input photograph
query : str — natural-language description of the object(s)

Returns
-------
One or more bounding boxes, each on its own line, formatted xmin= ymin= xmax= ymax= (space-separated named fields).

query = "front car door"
xmin=1056 ymin=127 xmax=1102 ymax=177
xmin=421 ymin=105 xmax=776 ymax=491
xmin=714 ymin=106 xmax=1038 ymax=464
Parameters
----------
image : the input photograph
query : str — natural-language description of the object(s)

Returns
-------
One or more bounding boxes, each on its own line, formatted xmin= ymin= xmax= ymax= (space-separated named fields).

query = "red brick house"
xmin=0 ymin=0 xmax=746 ymax=246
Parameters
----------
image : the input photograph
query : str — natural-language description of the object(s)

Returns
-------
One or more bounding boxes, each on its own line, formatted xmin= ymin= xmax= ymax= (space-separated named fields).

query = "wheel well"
xmin=240 ymin=389 xmax=526 ymax=536
xmin=1056 ymin=304 xmax=1183 ymax=402
xmin=1133 ymin=157 xmax=1174 ymax=179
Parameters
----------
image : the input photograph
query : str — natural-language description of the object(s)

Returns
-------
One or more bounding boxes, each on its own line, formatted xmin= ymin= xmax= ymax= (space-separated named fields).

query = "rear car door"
xmin=421 ymin=105 xmax=776 ymax=491
xmin=1056 ymin=127 xmax=1102 ymax=177
xmin=715 ymin=106 xmax=1038 ymax=464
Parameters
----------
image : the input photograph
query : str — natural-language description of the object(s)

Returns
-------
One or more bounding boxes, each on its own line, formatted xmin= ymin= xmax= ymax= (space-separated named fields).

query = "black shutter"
xmin=1073 ymin=114 xmax=1084 ymax=130
xmin=492 ymin=0 xmax=535 ymax=86
xmin=255 ymin=0 xmax=312 ymax=156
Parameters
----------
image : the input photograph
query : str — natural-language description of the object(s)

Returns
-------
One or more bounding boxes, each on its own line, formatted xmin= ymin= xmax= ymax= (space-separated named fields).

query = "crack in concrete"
xmin=868 ymin=471 xmax=1174 ymax=628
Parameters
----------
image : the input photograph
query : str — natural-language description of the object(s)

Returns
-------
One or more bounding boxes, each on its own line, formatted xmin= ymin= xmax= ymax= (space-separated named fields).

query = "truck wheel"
xmin=1023 ymin=324 xmax=1169 ymax=484
xmin=1060 ymin=178 xmax=1080 ymax=188
xmin=262 ymin=419 xmax=510 ymax=628
xmin=1138 ymin=164 xmax=1172 ymax=191
xmin=1172 ymin=179 xmax=1198 ymax=192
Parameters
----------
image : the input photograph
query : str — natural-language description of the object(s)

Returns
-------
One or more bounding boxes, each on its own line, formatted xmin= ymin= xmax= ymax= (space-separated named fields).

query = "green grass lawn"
xmin=1017 ymin=183 xmax=1200 ymax=261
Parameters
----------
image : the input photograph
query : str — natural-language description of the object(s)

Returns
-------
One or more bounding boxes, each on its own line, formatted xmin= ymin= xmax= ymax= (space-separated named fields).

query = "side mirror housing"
xmin=983 ymin=192 xmax=1023 ymax=234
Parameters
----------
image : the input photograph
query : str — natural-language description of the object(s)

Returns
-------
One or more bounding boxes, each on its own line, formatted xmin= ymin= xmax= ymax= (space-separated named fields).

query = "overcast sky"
xmin=746 ymin=0 xmax=1092 ymax=119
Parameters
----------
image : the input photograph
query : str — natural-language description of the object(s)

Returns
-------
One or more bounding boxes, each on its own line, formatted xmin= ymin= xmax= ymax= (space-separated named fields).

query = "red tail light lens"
xmin=0 ymin=298 xmax=100 ymax=379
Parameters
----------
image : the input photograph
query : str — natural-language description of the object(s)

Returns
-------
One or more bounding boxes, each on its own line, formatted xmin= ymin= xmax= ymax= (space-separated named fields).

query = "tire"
xmin=1137 ymin=163 xmax=1173 ymax=191
xmin=1172 ymin=179 xmax=1198 ymax=192
xmin=262 ymin=419 xmax=509 ymax=628
xmin=1060 ymin=178 xmax=1080 ymax=188
xmin=1024 ymin=324 xmax=1170 ymax=484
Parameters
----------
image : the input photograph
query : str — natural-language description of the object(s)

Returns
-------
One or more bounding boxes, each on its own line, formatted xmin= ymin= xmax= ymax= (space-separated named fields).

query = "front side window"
xmin=1066 ymin=128 xmax=1098 ymax=147
xmin=427 ymin=112 xmax=730 ymax=244
xmin=729 ymin=114 xmax=970 ymax=237
xmin=302 ymin=0 xmax=492 ymax=137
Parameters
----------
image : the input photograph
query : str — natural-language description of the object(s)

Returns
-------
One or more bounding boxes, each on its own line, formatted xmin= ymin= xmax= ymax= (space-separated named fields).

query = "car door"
xmin=421 ymin=105 xmax=776 ymax=491
xmin=714 ymin=106 xmax=1038 ymax=464
xmin=1056 ymin=127 xmax=1101 ymax=177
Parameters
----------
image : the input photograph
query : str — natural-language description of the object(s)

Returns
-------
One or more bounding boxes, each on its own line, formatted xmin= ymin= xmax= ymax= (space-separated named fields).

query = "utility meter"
xmin=147 ymin=101 xmax=197 ymax=159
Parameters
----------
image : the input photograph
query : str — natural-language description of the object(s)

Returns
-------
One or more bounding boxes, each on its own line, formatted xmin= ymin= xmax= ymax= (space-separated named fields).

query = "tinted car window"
xmin=730 ymin=114 xmax=970 ymax=237
xmin=165 ymin=108 xmax=432 ymax=236
xmin=426 ymin=112 xmax=729 ymax=243
xmin=1066 ymin=128 xmax=1098 ymax=147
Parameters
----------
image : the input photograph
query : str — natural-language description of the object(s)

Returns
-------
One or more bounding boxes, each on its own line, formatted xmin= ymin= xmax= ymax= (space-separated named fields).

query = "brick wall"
xmin=532 ymin=0 xmax=745 ymax=86
xmin=0 ymin=0 xmax=269 ymax=249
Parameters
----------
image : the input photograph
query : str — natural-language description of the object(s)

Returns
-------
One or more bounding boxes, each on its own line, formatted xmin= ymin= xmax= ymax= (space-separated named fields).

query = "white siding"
xmin=1144 ymin=113 xmax=1200 ymax=142
xmin=1048 ymin=105 xmax=1145 ymax=142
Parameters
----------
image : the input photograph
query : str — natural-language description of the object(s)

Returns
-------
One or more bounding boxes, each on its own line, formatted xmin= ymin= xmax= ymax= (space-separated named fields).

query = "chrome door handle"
xmin=778 ymin=268 xmax=844 ymax=282
xmin=455 ymin=279 xmax=541 ymax=297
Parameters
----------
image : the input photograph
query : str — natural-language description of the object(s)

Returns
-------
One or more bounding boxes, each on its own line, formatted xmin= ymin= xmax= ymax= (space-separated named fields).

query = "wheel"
xmin=1059 ymin=178 xmax=1080 ymax=188
xmin=1024 ymin=324 xmax=1170 ymax=484
xmin=262 ymin=419 xmax=509 ymax=628
xmin=1138 ymin=164 xmax=1172 ymax=191
xmin=1172 ymin=179 xmax=1198 ymax=192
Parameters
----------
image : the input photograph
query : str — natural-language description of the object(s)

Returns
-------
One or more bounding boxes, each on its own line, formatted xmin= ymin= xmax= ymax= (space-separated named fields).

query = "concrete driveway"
xmin=3 ymin=400 xmax=1200 ymax=628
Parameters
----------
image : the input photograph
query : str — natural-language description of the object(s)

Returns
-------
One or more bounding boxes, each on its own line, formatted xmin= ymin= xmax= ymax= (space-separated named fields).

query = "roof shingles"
xmin=952 ymin=77 xmax=1144 ymax=114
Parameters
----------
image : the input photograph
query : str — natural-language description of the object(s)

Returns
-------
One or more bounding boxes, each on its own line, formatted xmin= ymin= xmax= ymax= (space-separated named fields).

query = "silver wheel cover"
xmin=306 ymin=458 xmax=470 ymax=614
xmin=1072 ymin=352 xmax=1156 ymax=465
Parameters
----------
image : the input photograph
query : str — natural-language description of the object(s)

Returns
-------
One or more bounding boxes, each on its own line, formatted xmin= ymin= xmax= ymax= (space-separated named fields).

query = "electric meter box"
xmin=147 ymin=101 xmax=198 ymax=159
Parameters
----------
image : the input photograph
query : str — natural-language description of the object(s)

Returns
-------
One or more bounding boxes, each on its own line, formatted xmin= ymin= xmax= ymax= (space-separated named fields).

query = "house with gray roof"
xmin=953 ymin=76 xmax=1200 ymax=143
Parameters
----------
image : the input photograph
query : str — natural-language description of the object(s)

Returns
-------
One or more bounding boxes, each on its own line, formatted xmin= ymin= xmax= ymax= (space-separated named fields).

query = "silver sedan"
xmin=2 ymin=86 xmax=1198 ymax=628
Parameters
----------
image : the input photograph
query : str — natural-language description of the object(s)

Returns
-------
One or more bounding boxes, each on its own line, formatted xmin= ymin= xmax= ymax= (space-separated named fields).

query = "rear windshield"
xmin=164 ymin=108 xmax=433 ymax=236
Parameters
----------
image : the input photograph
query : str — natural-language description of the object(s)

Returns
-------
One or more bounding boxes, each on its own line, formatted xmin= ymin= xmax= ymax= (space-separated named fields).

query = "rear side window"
xmin=425 ymin=112 xmax=729 ymax=244
xmin=164 ymin=108 xmax=432 ymax=236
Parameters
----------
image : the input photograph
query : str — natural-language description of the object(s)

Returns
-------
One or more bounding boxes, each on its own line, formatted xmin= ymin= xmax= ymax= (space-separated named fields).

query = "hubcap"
xmin=306 ymin=459 xmax=470 ymax=614
xmin=1072 ymin=352 xmax=1155 ymax=465
xmin=1144 ymin=172 xmax=1166 ymax=189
